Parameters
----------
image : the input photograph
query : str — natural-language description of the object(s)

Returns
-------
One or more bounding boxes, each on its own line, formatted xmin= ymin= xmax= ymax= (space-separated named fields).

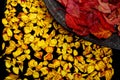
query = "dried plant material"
xmin=21 ymin=44 xmax=28 ymax=50
xmin=19 ymin=13 xmax=29 ymax=22
xmin=105 ymin=69 xmax=114 ymax=80
xmin=33 ymin=71 xmax=39 ymax=78
xmin=25 ymin=68 xmax=33 ymax=76
xmin=11 ymin=1 xmax=18 ymax=7
xmin=5 ymin=40 xmax=16 ymax=54
xmin=73 ymin=73 xmax=83 ymax=80
xmin=87 ymin=65 xmax=95 ymax=73
xmin=45 ymin=46 xmax=54 ymax=53
xmin=65 ymin=36 xmax=73 ymax=43
xmin=29 ymin=13 xmax=37 ymax=20
xmin=19 ymin=21 xmax=25 ymax=27
xmin=25 ymin=54 xmax=31 ymax=60
xmin=44 ymin=53 xmax=53 ymax=61
xmin=63 ymin=54 xmax=68 ymax=60
xmin=67 ymin=73 xmax=74 ymax=80
xmin=13 ymin=47 xmax=23 ymax=57
xmin=17 ymin=61 xmax=23 ymax=72
xmin=5 ymin=60 xmax=12 ymax=68
xmin=13 ymin=67 xmax=19 ymax=74
xmin=63 ymin=63 xmax=72 ymax=72
xmin=34 ymin=51 xmax=43 ymax=59
xmin=24 ymin=26 xmax=33 ymax=34
xmin=52 ymin=59 xmax=60 ymax=68
xmin=67 ymin=55 xmax=74 ymax=62
xmin=17 ymin=55 xmax=26 ymax=62
xmin=40 ymin=67 xmax=49 ymax=75
xmin=5 ymin=74 xmax=19 ymax=80
xmin=58 ymin=55 xmax=63 ymax=60
xmin=2 ymin=42 xmax=5 ymax=50
xmin=3 ymin=33 xmax=10 ymax=41
xmin=73 ymin=49 xmax=78 ymax=56
xmin=57 ymin=0 xmax=120 ymax=38
xmin=95 ymin=61 xmax=106 ymax=71
xmin=2 ymin=18 xmax=8 ymax=25
xmin=49 ymin=39 xmax=57 ymax=47
xmin=28 ymin=59 xmax=38 ymax=68
xmin=42 ymin=60 xmax=48 ymax=66
xmin=76 ymin=56 xmax=85 ymax=64
xmin=23 ymin=78 xmax=28 ymax=80
xmin=74 ymin=41 xmax=80 ymax=48
xmin=61 ymin=70 xmax=67 ymax=77
xmin=1 ymin=0 xmax=114 ymax=79
xmin=37 ymin=39 xmax=47 ymax=49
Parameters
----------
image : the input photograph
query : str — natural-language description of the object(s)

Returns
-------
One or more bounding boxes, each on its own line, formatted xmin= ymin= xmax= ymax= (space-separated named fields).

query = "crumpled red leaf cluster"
xmin=57 ymin=0 xmax=120 ymax=39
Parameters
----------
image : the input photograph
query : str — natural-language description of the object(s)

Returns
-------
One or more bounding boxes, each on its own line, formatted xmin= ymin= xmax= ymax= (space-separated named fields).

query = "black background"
xmin=0 ymin=0 xmax=120 ymax=80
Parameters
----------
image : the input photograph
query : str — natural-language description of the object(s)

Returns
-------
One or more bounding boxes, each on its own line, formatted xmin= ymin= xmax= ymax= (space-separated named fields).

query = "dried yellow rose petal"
xmin=95 ymin=61 xmax=106 ymax=71
xmin=11 ymin=17 xmax=19 ymax=22
xmin=2 ymin=18 xmax=8 ymax=25
xmin=45 ymin=46 xmax=54 ymax=53
xmin=5 ymin=40 xmax=16 ymax=54
xmin=75 ymin=41 xmax=80 ymax=48
xmin=34 ymin=52 xmax=43 ymax=59
xmin=25 ymin=68 xmax=33 ymax=76
xmin=67 ymin=73 xmax=74 ymax=80
xmin=28 ymin=59 xmax=38 ymax=68
xmin=65 ymin=36 xmax=73 ymax=43
xmin=13 ymin=29 xmax=21 ymax=34
xmin=40 ymin=67 xmax=48 ymax=75
xmin=2 ymin=42 xmax=5 ymax=50
xmin=49 ymin=39 xmax=57 ymax=47
xmin=33 ymin=71 xmax=39 ymax=78
xmin=13 ymin=67 xmax=19 ymax=74
xmin=67 ymin=55 xmax=74 ymax=62
xmin=11 ymin=1 xmax=17 ymax=7
xmin=3 ymin=33 xmax=10 ymax=41
xmin=21 ymin=44 xmax=28 ymax=50
xmin=5 ymin=74 xmax=19 ymax=80
xmin=37 ymin=40 xmax=47 ymax=49
xmin=24 ymin=26 xmax=32 ymax=34
xmin=105 ymin=69 xmax=113 ymax=80
xmin=29 ymin=13 xmax=37 ymax=20
xmin=87 ymin=65 xmax=95 ymax=73
xmin=20 ymin=13 xmax=29 ymax=22
xmin=61 ymin=70 xmax=67 ymax=77
xmin=5 ymin=60 xmax=12 ymax=68
xmin=22 ymin=8 xmax=28 ymax=13
xmin=19 ymin=21 xmax=25 ymax=27
xmin=14 ymin=33 xmax=23 ymax=40
xmin=76 ymin=56 xmax=85 ymax=64
xmin=53 ymin=59 xmax=60 ymax=68
xmin=13 ymin=47 xmax=23 ymax=57
xmin=73 ymin=49 xmax=78 ymax=56
xmin=30 ymin=6 xmax=38 ymax=13
xmin=42 ymin=60 xmax=48 ymax=66
xmin=25 ymin=54 xmax=31 ymax=60
xmin=44 ymin=53 xmax=53 ymax=60
xmin=23 ymin=78 xmax=28 ymax=80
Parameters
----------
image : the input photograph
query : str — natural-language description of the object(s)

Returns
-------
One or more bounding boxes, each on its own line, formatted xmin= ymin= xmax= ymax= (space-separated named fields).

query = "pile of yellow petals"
xmin=1 ymin=0 xmax=114 ymax=80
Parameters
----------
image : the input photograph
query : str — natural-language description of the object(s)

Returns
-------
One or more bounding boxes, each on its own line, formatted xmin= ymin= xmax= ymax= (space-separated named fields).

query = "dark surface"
xmin=44 ymin=0 xmax=120 ymax=50
xmin=112 ymin=49 xmax=120 ymax=80
xmin=0 ymin=0 xmax=120 ymax=79
xmin=0 ymin=0 xmax=8 ymax=79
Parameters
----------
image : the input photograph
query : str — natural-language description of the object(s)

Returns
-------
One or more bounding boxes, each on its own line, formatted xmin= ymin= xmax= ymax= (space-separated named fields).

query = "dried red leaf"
xmin=65 ymin=13 xmax=89 ymax=36
xmin=57 ymin=0 xmax=120 ymax=39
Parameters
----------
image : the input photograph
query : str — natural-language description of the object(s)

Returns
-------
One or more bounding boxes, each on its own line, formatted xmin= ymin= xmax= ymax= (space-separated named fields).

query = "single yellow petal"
xmin=33 ymin=71 xmax=39 ymax=78
xmin=13 ymin=67 xmax=19 ymax=74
